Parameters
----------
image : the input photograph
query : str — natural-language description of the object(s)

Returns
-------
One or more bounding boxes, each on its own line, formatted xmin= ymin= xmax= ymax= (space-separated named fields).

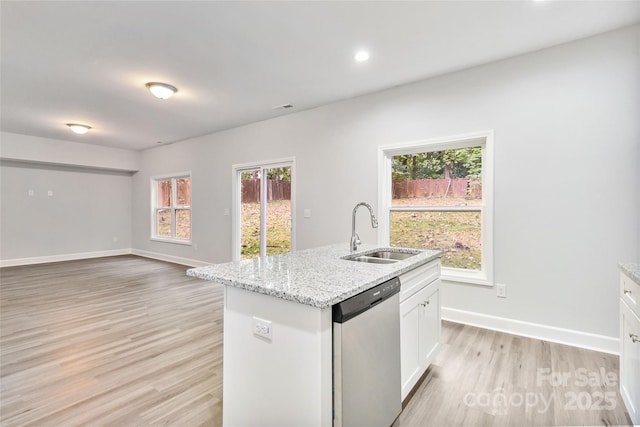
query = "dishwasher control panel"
xmin=333 ymin=276 xmax=401 ymax=323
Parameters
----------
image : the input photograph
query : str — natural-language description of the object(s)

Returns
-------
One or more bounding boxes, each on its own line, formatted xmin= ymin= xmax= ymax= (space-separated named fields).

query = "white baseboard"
xmin=0 ymin=249 xmax=132 ymax=268
xmin=1 ymin=248 xmax=210 ymax=268
xmin=131 ymin=249 xmax=210 ymax=268
xmin=442 ymin=307 xmax=619 ymax=355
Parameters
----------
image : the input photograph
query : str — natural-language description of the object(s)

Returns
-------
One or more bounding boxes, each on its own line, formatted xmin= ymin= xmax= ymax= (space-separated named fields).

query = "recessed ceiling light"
xmin=354 ymin=50 xmax=370 ymax=62
xmin=145 ymin=82 xmax=178 ymax=99
xmin=66 ymin=123 xmax=91 ymax=134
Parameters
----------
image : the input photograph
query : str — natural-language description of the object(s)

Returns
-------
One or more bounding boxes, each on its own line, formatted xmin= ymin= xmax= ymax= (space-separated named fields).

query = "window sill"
xmin=441 ymin=268 xmax=492 ymax=286
xmin=151 ymin=237 xmax=192 ymax=246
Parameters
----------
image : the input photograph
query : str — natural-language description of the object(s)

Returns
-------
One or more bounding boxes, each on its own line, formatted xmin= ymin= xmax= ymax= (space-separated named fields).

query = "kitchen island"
xmin=187 ymin=243 xmax=442 ymax=427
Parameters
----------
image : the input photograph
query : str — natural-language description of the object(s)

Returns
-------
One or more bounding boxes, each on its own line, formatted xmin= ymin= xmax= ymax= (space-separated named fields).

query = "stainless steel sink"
xmin=366 ymin=250 xmax=419 ymax=261
xmin=348 ymin=256 xmax=399 ymax=264
xmin=343 ymin=248 xmax=421 ymax=264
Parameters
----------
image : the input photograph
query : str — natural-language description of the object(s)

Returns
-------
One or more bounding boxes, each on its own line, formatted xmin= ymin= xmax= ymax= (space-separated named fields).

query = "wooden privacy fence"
xmin=392 ymin=178 xmax=482 ymax=199
xmin=242 ymin=179 xmax=291 ymax=203
xmin=241 ymin=178 xmax=478 ymax=202
xmin=157 ymin=178 xmax=191 ymax=206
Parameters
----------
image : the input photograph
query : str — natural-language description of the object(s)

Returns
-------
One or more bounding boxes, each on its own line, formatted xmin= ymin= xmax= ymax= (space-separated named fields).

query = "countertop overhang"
xmin=619 ymin=262 xmax=640 ymax=285
xmin=187 ymin=244 xmax=442 ymax=309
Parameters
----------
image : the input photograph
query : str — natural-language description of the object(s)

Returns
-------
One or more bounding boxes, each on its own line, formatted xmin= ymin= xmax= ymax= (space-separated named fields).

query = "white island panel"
xmin=224 ymin=285 xmax=333 ymax=427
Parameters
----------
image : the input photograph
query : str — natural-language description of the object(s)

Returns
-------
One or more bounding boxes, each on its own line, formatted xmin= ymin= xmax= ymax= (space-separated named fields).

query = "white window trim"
xmin=150 ymin=171 xmax=192 ymax=245
xmin=231 ymin=157 xmax=296 ymax=262
xmin=377 ymin=131 xmax=494 ymax=286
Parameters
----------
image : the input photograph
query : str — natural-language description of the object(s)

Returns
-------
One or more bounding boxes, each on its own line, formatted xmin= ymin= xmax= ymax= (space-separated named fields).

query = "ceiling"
xmin=1 ymin=1 xmax=639 ymax=151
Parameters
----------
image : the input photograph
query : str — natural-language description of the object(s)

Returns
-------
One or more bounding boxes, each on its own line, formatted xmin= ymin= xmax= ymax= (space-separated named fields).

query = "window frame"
xmin=150 ymin=172 xmax=192 ymax=245
xmin=378 ymin=131 xmax=494 ymax=286
xmin=231 ymin=157 xmax=296 ymax=261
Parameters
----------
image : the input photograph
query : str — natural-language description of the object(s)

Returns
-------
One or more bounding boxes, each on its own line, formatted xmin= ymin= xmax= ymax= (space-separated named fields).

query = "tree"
xmin=241 ymin=167 xmax=291 ymax=182
xmin=392 ymin=147 xmax=481 ymax=181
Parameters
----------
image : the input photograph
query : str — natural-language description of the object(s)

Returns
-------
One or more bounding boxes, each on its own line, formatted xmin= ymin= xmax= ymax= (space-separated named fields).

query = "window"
xmin=379 ymin=132 xmax=493 ymax=285
xmin=151 ymin=173 xmax=191 ymax=243
xmin=232 ymin=158 xmax=295 ymax=261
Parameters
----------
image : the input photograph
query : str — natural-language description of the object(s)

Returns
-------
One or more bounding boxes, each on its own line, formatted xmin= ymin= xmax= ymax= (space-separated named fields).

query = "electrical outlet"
xmin=304 ymin=209 xmax=312 ymax=218
xmin=252 ymin=317 xmax=272 ymax=340
xmin=496 ymin=283 xmax=507 ymax=298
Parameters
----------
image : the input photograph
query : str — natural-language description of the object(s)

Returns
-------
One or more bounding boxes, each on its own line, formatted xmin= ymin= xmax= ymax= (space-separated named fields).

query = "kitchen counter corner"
xmin=619 ymin=262 xmax=640 ymax=285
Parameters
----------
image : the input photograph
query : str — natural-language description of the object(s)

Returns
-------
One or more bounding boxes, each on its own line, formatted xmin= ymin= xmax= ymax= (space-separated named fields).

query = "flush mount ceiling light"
xmin=145 ymin=82 xmax=178 ymax=99
xmin=354 ymin=50 xmax=370 ymax=62
xmin=66 ymin=123 xmax=91 ymax=134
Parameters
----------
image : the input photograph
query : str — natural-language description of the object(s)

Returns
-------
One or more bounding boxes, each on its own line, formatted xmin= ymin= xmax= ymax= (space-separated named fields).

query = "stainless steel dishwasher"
xmin=333 ymin=276 xmax=401 ymax=427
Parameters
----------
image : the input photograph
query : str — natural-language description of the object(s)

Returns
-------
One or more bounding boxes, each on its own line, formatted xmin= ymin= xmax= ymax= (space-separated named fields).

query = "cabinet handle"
xmin=630 ymin=334 xmax=640 ymax=343
xmin=420 ymin=300 xmax=430 ymax=307
xmin=624 ymin=290 xmax=632 ymax=296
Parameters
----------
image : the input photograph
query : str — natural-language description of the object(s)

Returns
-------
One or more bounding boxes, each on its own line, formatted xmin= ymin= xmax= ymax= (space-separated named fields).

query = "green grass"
xmin=239 ymin=198 xmax=482 ymax=270
xmin=241 ymin=201 xmax=291 ymax=259
xmin=390 ymin=211 xmax=481 ymax=270
xmin=156 ymin=209 xmax=191 ymax=240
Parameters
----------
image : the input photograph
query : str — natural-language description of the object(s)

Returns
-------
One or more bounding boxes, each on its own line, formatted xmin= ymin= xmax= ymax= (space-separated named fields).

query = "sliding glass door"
xmin=233 ymin=159 xmax=294 ymax=260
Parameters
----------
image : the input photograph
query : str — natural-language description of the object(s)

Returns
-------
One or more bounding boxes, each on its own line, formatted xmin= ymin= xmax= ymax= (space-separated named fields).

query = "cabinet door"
xmin=620 ymin=300 xmax=640 ymax=425
xmin=401 ymin=290 xmax=423 ymax=400
xmin=400 ymin=282 xmax=441 ymax=400
xmin=420 ymin=287 xmax=441 ymax=368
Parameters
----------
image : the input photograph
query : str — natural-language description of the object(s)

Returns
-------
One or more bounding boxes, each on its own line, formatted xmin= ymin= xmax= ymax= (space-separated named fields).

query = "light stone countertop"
xmin=619 ymin=262 xmax=640 ymax=285
xmin=187 ymin=243 xmax=443 ymax=309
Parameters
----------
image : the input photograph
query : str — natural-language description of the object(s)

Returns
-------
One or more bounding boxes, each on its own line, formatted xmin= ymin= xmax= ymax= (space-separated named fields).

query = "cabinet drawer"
xmin=399 ymin=260 xmax=440 ymax=303
xmin=621 ymin=272 xmax=640 ymax=318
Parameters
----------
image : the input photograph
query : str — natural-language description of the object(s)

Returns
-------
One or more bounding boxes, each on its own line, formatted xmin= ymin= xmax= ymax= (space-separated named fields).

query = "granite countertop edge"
xmin=187 ymin=244 xmax=443 ymax=309
xmin=619 ymin=262 xmax=640 ymax=285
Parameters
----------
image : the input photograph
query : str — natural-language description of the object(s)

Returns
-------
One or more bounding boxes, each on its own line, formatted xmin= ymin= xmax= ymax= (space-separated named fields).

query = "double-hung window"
xmin=151 ymin=173 xmax=191 ymax=243
xmin=378 ymin=132 xmax=493 ymax=285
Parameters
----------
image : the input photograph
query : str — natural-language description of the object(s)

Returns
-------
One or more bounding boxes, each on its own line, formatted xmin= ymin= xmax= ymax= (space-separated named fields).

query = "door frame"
xmin=231 ymin=157 xmax=296 ymax=261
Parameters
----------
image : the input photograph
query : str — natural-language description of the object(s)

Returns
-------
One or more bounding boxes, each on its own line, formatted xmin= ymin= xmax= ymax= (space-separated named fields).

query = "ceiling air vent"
xmin=272 ymin=103 xmax=294 ymax=110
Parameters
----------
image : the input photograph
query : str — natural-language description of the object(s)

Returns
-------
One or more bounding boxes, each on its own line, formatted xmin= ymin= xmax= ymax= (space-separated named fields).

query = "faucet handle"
xmin=371 ymin=216 xmax=378 ymax=228
xmin=355 ymin=233 xmax=361 ymax=245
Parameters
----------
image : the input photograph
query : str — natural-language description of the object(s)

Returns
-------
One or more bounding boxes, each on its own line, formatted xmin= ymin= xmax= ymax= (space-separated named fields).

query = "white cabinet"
xmin=620 ymin=270 xmax=640 ymax=425
xmin=399 ymin=260 xmax=441 ymax=401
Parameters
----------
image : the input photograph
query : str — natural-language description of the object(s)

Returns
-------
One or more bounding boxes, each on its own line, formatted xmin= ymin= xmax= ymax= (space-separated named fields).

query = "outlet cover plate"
xmin=252 ymin=317 xmax=272 ymax=341
xmin=496 ymin=283 xmax=507 ymax=298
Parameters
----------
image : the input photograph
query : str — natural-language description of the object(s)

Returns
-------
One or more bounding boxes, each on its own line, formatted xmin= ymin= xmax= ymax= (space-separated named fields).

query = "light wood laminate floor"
xmin=1 ymin=256 xmax=632 ymax=426
xmin=394 ymin=323 xmax=631 ymax=427
xmin=1 ymin=256 xmax=223 ymax=426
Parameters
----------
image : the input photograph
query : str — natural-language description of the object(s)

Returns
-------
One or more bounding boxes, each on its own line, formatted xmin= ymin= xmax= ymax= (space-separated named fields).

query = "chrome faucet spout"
xmin=350 ymin=202 xmax=378 ymax=252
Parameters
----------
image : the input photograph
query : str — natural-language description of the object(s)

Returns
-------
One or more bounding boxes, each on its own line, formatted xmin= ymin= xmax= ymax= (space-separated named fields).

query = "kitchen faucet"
xmin=350 ymin=202 xmax=378 ymax=252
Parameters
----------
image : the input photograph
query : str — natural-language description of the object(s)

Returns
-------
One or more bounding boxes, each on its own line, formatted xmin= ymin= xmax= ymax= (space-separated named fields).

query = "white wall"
xmin=132 ymin=25 xmax=639 ymax=346
xmin=0 ymin=133 xmax=137 ymax=265
xmin=0 ymin=132 xmax=140 ymax=172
